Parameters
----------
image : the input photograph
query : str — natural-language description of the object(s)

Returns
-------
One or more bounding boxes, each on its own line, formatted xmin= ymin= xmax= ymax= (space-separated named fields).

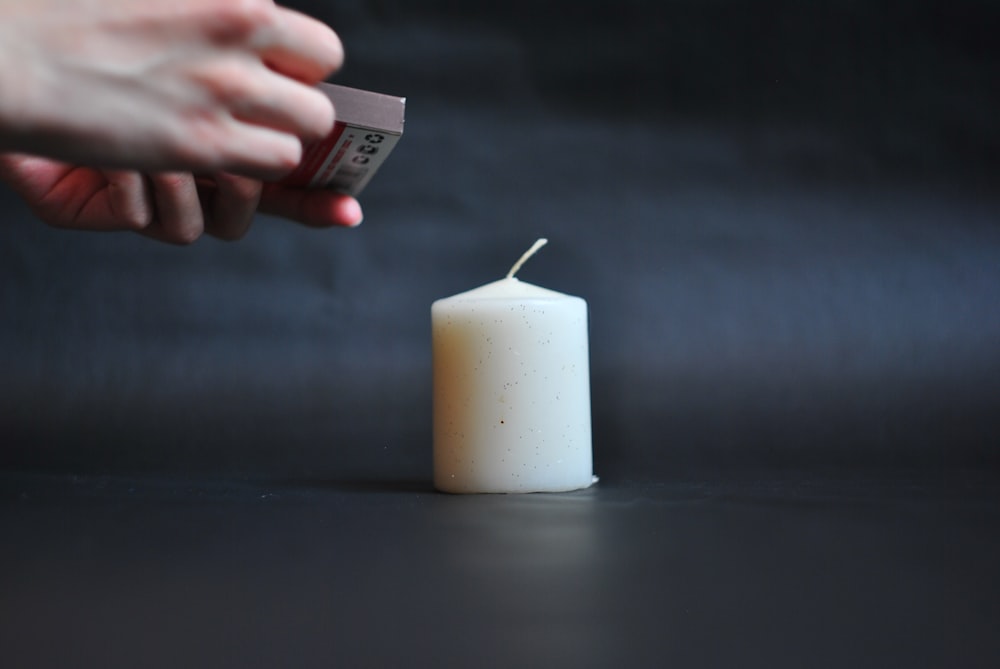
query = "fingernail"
xmin=347 ymin=199 xmax=364 ymax=227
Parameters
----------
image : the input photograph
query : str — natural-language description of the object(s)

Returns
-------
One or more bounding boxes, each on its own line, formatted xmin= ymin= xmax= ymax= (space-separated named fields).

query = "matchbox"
xmin=280 ymin=83 xmax=405 ymax=196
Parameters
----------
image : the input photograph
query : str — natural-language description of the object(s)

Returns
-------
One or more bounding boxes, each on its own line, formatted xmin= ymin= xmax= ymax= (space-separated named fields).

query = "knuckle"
xmin=167 ymin=224 xmax=204 ymax=246
xmin=172 ymin=119 xmax=229 ymax=170
xmin=108 ymin=187 xmax=153 ymax=232
xmin=193 ymin=59 xmax=259 ymax=107
xmin=235 ymin=0 xmax=274 ymax=23
xmin=154 ymin=172 xmax=190 ymax=191
xmin=120 ymin=211 xmax=152 ymax=232
xmin=208 ymin=0 xmax=275 ymax=41
xmin=225 ymin=176 xmax=263 ymax=202
xmin=176 ymin=115 xmax=303 ymax=176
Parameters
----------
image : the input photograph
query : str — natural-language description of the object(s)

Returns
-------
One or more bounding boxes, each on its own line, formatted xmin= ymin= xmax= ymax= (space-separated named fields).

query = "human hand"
xmin=0 ymin=0 xmax=343 ymax=178
xmin=0 ymin=153 xmax=364 ymax=243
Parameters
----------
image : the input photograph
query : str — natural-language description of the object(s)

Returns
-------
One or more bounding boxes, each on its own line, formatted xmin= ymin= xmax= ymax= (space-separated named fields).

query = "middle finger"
xmin=142 ymin=172 xmax=205 ymax=245
xmin=200 ymin=172 xmax=262 ymax=241
xmin=223 ymin=64 xmax=335 ymax=142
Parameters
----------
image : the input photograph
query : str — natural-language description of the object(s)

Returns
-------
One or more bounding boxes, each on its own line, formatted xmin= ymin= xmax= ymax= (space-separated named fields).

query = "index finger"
xmin=257 ymin=7 xmax=344 ymax=83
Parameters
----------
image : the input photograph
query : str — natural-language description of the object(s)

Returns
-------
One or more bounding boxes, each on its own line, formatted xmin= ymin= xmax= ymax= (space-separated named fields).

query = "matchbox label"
xmin=281 ymin=83 xmax=405 ymax=197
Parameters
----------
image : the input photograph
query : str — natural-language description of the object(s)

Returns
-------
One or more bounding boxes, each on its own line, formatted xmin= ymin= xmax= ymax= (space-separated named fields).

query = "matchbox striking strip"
xmin=281 ymin=83 xmax=406 ymax=196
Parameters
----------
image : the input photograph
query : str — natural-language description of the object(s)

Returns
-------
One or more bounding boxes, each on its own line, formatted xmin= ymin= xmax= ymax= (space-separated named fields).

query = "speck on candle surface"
xmin=432 ymin=239 xmax=595 ymax=493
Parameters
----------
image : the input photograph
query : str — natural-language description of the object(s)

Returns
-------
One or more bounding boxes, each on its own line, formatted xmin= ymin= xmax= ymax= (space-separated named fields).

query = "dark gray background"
xmin=2 ymin=0 xmax=998 ymax=480
xmin=1 ymin=2 xmax=999 ymax=667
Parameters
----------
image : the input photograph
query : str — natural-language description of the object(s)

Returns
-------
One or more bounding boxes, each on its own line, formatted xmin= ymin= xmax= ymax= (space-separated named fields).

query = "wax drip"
xmin=506 ymin=238 xmax=548 ymax=279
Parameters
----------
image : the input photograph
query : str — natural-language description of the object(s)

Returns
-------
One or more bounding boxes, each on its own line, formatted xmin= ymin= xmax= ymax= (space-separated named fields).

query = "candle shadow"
xmin=261 ymin=478 xmax=604 ymax=497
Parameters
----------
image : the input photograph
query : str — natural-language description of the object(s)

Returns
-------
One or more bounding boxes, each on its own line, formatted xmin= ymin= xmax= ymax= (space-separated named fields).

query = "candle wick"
xmin=506 ymin=238 xmax=548 ymax=279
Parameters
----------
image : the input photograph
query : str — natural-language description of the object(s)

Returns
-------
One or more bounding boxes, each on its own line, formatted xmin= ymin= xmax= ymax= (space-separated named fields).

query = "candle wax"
xmin=432 ymin=277 xmax=594 ymax=493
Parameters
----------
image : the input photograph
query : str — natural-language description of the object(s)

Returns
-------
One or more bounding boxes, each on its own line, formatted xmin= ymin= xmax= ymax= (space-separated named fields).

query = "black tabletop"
xmin=3 ymin=471 xmax=998 ymax=669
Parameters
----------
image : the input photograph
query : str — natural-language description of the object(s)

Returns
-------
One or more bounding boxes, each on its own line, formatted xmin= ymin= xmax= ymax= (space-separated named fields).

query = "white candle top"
xmin=436 ymin=277 xmax=575 ymax=303
xmin=434 ymin=238 xmax=580 ymax=304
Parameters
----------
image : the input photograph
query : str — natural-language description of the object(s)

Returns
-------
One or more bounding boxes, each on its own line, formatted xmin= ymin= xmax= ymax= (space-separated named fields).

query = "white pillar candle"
xmin=432 ymin=239 xmax=595 ymax=493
